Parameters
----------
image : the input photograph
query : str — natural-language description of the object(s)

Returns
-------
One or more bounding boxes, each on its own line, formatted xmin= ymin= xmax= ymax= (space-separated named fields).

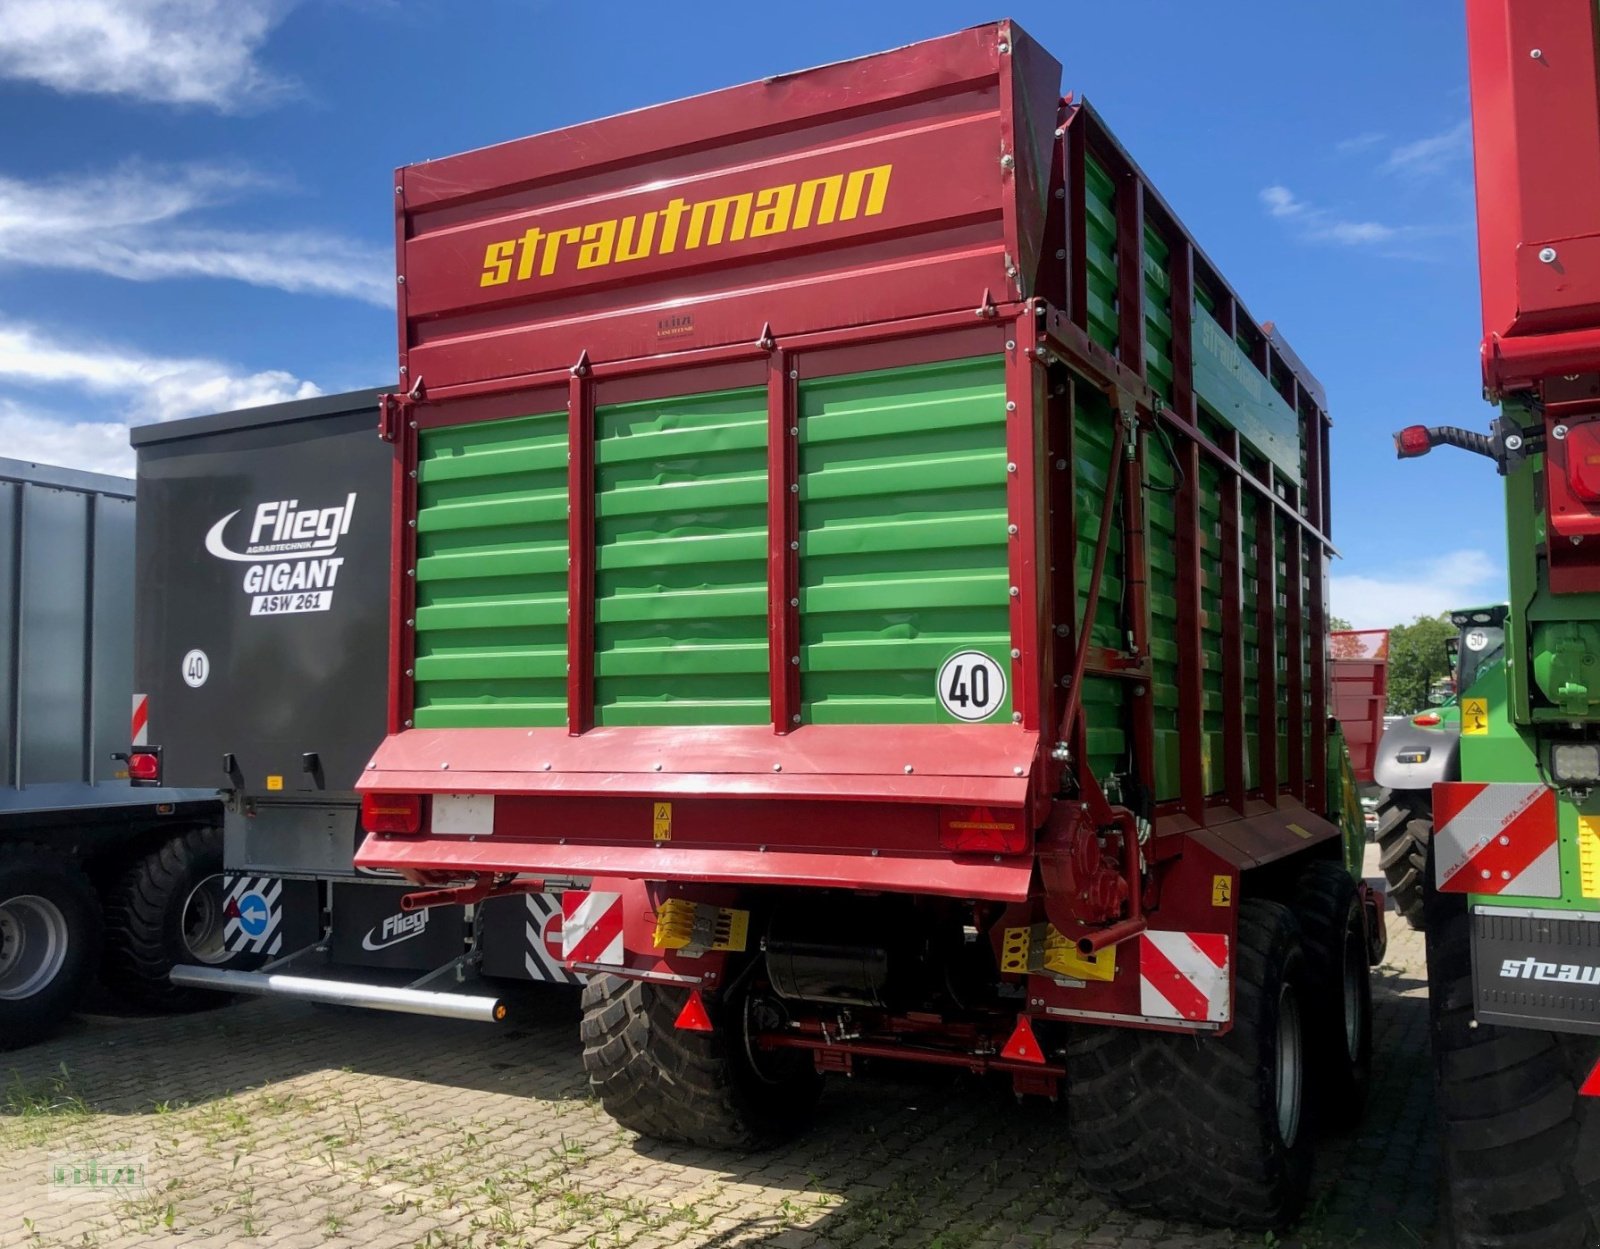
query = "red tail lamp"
xmin=362 ymin=791 xmax=423 ymax=834
xmin=127 ymin=747 xmax=162 ymax=786
xmin=1394 ymin=426 xmax=1433 ymax=458
xmin=1412 ymin=713 xmax=1442 ymax=727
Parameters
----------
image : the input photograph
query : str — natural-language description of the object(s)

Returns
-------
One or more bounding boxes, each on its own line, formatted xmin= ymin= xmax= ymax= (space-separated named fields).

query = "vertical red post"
xmin=1044 ymin=367 xmax=1077 ymax=776
xmin=1220 ymin=435 xmax=1247 ymax=813
xmin=386 ymin=395 xmax=416 ymax=735
xmin=767 ymin=350 xmax=801 ymax=732
xmin=1066 ymin=117 xmax=1088 ymax=334
xmin=1254 ymin=489 xmax=1279 ymax=805
xmin=1006 ymin=324 xmax=1043 ymax=732
xmin=566 ymin=372 xmax=596 ymax=735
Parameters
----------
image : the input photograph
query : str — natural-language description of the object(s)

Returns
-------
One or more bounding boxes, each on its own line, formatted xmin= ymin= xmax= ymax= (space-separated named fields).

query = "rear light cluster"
xmin=938 ymin=806 xmax=1028 ymax=854
xmin=362 ymin=791 xmax=423 ymax=834
xmin=127 ymin=747 xmax=162 ymax=786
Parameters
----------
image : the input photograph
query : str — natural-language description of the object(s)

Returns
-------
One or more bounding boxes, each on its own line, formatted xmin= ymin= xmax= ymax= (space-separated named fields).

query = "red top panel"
xmin=394 ymin=22 xmax=1061 ymax=392
xmin=1468 ymin=0 xmax=1600 ymax=391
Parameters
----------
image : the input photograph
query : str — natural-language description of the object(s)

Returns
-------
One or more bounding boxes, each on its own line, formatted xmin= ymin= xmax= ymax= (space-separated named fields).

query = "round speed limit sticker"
xmin=937 ymin=650 xmax=1006 ymax=722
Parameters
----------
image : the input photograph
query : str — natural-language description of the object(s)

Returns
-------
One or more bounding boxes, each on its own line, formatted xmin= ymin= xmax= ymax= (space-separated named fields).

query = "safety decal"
xmin=131 ymin=694 xmax=149 ymax=747
xmin=1433 ymin=782 xmax=1559 ymax=897
xmin=222 ymin=876 xmax=284 ymax=956
xmin=523 ymin=893 xmax=582 ymax=984
xmin=561 ymin=890 xmax=624 ymax=966
xmin=1138 ymin=931 xmax=1230 ymax=1024
xmin=1461 ymin=698 xmax=1489 ymax=735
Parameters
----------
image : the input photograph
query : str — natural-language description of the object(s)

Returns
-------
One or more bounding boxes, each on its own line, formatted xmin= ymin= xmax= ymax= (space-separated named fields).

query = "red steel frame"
xmin=360 ymin=25 xmax=1341 ymax=1013
xmin=1469 ymin=0 xmax=1600 ymax=393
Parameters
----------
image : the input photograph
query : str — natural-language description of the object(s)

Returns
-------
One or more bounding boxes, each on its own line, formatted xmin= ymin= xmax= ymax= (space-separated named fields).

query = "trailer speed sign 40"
xmin=937 ymin=650 xmax=1005 ymax=722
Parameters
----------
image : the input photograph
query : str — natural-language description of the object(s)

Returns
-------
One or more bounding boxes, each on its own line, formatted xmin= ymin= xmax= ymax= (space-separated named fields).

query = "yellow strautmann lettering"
xmin=480 ymin=164 xmax=893 ymax=288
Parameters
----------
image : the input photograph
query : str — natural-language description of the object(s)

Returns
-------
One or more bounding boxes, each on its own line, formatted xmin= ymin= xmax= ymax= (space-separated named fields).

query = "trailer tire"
xmin=1291 ymin=859 xmax=1372 ymax=1130
xmin=1428 ymin=867 xmax=1600 ymax=1247
xmin=1066 ymin=899 xmax=1313 ymax=1230
xmin=580 ymin=973 xmax=822 ymax=1150
xmin=1374 ymin=787 xmax=1429 ymax=930
xmin=0 ymin=844 xmax=101 ymax=1051
xmin=101 ymin=825 xmax=259 ymax=1012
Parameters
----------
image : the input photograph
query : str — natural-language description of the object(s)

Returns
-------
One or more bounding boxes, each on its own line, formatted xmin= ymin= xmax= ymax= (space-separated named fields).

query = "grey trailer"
xmin=0 ymin=457 xmax=227 ymax=1051
xmin=131 ymin=391 xmax=576 ymax=1024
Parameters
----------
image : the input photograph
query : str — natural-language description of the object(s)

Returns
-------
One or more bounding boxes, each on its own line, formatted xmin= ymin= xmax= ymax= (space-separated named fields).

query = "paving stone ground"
xmin=1 ymin=855 xmax=1435 ymax=1249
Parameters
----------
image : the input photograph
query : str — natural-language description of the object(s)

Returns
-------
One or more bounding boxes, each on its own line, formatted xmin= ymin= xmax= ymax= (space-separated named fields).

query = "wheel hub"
xmin=1343 ymin=922 xmax=1365 ymax=1063
xmin=0 ymin=895 xmax=70 ymax=1001
xmin=181 ymin=875 xmax=234 ymax=966
xmin=1275 ymin=983 xmax=1304 ymax=1147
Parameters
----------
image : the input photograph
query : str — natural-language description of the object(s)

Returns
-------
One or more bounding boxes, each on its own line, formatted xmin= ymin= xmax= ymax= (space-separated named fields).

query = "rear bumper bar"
xmin=356 ymin=836 xmax=1034 ymax=901
xmin=169 ymin=965 xmax=505 ymax=1024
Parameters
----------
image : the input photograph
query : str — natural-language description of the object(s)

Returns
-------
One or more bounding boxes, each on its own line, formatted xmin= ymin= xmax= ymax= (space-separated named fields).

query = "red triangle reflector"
xmin=1581 ymin=1057 xmax=1600 ymax=1098
xmin=1000 ymin=1015 xmax=1045 ymax=1064
xmin=224 ymin=897 xmax=241 ymax=919
xmin=675 ymin=990 xmax=714 ymax=1033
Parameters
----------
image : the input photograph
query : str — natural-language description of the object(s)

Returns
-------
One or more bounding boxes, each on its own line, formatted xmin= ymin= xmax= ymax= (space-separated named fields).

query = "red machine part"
xmin=1329 ymin=629 xmax=1390 ymax=785
xmin=1468 ymin=0 xmax=1600 ymax=394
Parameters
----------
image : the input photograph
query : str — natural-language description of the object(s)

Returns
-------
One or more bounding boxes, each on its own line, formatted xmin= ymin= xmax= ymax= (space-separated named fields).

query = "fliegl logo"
xmin=362 ymin=909 xmax=428 ymax=952
xmin=205 ymin=494 xmax=357 ymax=617
xmin=479 ymin=163 xmax=893 ymax=289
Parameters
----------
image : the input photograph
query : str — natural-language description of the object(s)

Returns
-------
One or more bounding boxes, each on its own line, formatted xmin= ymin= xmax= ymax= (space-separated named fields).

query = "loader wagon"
xmin=342 ymin=21 xmax=1377 ymax=1229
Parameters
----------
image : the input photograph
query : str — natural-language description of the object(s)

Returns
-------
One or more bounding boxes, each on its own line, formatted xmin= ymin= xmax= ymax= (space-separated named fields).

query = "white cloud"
xmin=0 ymin=0 xmax=293 ymax=110
xmin=0 ymin=320 xmax=322 ymax=474
xmin=1335 ymin=132 xmax=1386 ymax=155
xmin=1259 ymin=184 xmax=1399 ymax=246
xmin=1332 ymin=550 xmax=1501 ymax=630
xmin=0 ymin=398 xmax=138 ymax=476
xmin=0 ymin=162 xmax=391 ymax=305
xmin=1385 ymin=120 xmax=1472 ymax=177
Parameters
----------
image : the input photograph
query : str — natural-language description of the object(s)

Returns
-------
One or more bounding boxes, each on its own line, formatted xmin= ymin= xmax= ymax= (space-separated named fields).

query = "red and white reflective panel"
xmin=1433 ymin=782 xmax=1559 ymax=897
xmin=561 ymin=890 xmax=624 ymax=965
xmin=1138 ymin=931 xmax=1229 ymax=1024
xmin=131 ymin=694 xmax=149 ymax=747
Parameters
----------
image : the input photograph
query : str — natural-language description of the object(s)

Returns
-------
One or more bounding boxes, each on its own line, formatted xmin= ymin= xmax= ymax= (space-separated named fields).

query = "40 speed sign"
xmin=936 ymin=650 xmax=1006 ymax=722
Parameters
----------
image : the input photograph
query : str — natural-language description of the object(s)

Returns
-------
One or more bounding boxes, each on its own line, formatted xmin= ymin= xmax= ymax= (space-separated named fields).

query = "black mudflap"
xmin=1473 ymin=907 xmax=1600 ymax=1036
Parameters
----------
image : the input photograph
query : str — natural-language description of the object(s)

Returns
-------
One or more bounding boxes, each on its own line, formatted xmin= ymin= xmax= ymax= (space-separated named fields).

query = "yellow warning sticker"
xmin=265 ymin=775 xmax=283 ymax=791
xmin=1580 ymin=816 xmax=1600 ymax=899
xmin=1212 ymin=874 xmax=1233 ymax=907
xmin=1462 ymin=698 xmax=1489 ymax=735
xmin=652 ymin=802 xmax=672 ymax=842
xmin=1287 ymin=822 xmax=1314 ymax=840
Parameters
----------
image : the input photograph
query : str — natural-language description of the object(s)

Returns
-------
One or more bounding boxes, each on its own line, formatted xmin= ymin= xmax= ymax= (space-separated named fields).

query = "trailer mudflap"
xmin=1472 ymin=906 xmax=1600 ymax=1036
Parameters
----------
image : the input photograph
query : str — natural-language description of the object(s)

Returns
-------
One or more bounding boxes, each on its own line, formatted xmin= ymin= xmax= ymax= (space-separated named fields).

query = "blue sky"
xmin=0 ymin=0 xmax=1498 ymax=627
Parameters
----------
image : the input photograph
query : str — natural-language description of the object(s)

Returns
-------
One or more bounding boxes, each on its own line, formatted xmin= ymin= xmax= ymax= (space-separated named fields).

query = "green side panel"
xmin=412 ymin=411 xmax=570 ymax=728
xmin=1241 ymin=486 xmax=1261 ymax=786
xmin=593 ymin=388 xmax=770 ymax=726
xmin=1145 ymin=421 xmax=1181 ymax=801
xmin=1196 ymin=448 xmax=1226 ymax=792
xmin=1083 ymin=156 xmax=1119 ymax=353
xmin=798 ymin=357 xmax=1011 ymax=725
xmin=1074 ymin=385 xmax=1129 ymax=778
xmin=1192 ymin=302 xmax=1301 ymax=479
xmin=1142 ymin=224 xmax=1174 ymax=405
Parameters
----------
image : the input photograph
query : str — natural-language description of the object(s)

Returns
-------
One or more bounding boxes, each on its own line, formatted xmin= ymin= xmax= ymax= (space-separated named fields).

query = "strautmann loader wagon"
xmin=1389 ymin=1 xmax=1600 ymax=1243
xmin=340 ymin=23 xmax=1377 ymax=1229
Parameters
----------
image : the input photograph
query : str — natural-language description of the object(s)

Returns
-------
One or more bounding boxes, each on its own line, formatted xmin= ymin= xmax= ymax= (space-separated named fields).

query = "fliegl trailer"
xmin=353 ymin=22 xmax=1377 ymax=1229
xmin=131 ymin=392 xmax=582 ymax=1026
